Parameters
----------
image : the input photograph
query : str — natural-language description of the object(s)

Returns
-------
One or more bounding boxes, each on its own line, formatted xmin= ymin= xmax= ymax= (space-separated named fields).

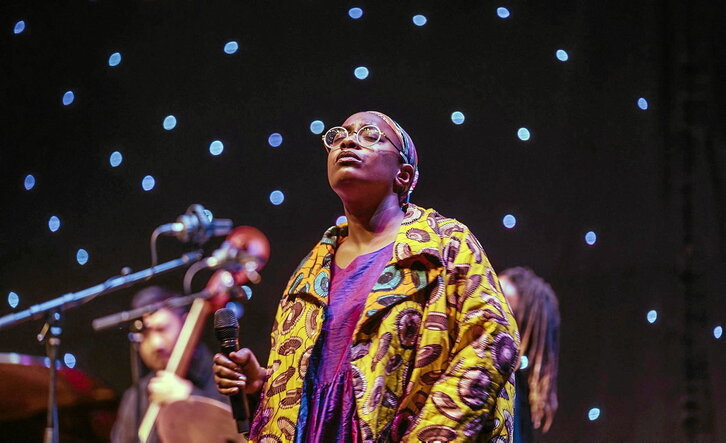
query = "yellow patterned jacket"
xmin=249 ymin=205 xmax=520 ymax=442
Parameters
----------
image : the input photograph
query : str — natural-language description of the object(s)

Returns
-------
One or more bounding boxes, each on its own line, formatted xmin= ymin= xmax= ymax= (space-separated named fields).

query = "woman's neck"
xmin=341 ymin=196 xmax=404 ymax=250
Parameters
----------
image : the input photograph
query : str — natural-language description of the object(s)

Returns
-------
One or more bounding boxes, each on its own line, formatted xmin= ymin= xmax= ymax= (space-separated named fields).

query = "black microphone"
xmin=157 ymin=204 xmax=233 ymax=244
xmin=214 ymin=308 xmax=250 ymax=434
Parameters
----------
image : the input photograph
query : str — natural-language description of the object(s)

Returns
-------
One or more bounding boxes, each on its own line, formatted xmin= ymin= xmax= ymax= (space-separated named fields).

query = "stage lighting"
xmin=8 ymin=292 xmax=19 ymax=308
xmin=348 ymin=8 xmax=363 ymax=19
xmin=637 ymin=98 xmax=648 ymax=110
xmin=517 ymin=127 xmax=531 ymax=141
xmin=269 ymin=190 xmax=285 ymax=205
xmin=109 ymin=151 xmax=123 ymax=167
xmin=310 ymin=120 xmax=325 ymax=134
xmin=62 ymin=91 xmax=75 ymax=106
xmin=76 ymin=249 xmax=89 ymax=265
xmin=585 ymin=230 xmax=597 ymax=245
xmin=24 ymin=174 xmax=36 ymax=190
xmin=163 ymin=115 xmax=177 ymax=130
xmin=142 ymin=175 xmax=156 ymax=191
xmin=354 ymin=66 xmax=369 ymax=79
xmin=451 ymin=111 xmax=465 ymax=125
xmin=412 ymin=15 xmax=427 ymax=26
xmin=14 ymin=20 xmax=26 ymax=34
xmin=224 ymin=41 xmax=239 ymax=54
xmin=497 ymin=7 xmax=510 ymax=19
xmin=647 ymin=310 xmax=657 ymax=324
xmin=520 ymin=355 xmax=528 ymax=369
xmin=714 ymin=326 xmax=722 ymax=339
xmin=108 ymin=52 xmax=122 ymax=67
xmin=209 ymin=140 xmax=224 ymax=156
xmin=503 ymin=214 xmax=516 ymax=229
xmin=556 ymin=49 xmax=569 ymax=61
xmin=268 ymin=133 xmax=283 ymax=147
xmin=63 ymin=353 xmax=76 ymax=368
xmin=588 ymin=408 xmax=601 ymax=421
xmin=48 ymin=216 xmax=61 ymax=232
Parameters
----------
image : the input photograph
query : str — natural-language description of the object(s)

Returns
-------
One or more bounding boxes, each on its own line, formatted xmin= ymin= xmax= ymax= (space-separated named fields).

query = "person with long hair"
xmin=499 ymin=267 xmax=560 ymax=442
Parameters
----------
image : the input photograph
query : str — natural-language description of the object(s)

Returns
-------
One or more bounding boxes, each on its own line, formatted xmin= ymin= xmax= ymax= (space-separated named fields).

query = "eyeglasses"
xmin=322 ymin=125 xmax=404 ymax=159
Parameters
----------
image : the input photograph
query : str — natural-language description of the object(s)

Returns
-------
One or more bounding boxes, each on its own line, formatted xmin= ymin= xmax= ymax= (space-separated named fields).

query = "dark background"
xmin=1 ymin=1 xmax=724 ymax=441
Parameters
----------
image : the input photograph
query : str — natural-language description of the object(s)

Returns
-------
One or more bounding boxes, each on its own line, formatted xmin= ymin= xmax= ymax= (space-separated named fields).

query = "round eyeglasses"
xmin=322 ymin=125 xmax=403 ymax=156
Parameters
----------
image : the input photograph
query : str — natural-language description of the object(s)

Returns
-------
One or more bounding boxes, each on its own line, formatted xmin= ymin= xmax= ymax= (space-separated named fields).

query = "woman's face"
xmin=499 ymin=275 xmax=520 ymax=314
xmin=326 ymin=112 xmax=404 ymax=203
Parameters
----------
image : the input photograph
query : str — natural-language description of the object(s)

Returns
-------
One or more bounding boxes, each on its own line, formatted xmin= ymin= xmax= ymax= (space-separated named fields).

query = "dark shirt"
xmin=110 ymin=345 xmax=226 ymax=443
xmin=514 ymin=369 xmax=534 ymax=443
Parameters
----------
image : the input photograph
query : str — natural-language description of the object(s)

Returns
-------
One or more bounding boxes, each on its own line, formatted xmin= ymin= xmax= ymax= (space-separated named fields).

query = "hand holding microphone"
xmin=213 ymin=308 xmax=266 ymax=434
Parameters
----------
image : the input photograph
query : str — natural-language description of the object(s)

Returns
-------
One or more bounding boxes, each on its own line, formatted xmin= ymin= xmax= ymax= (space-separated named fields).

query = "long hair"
xmin=501 ymin=267 xmax=560 ymax=433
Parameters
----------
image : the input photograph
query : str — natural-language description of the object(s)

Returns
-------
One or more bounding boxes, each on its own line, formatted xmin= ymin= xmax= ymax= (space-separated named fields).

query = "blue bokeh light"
xmin=14 ymin=20 xmax=26 ymax=34
xmin=585 ymin=231 xmax=597 ymax=245
xmin=269 ymin=190 xmax=285 ymax=205
xmin=336 ymin=215 xmax=348 ymax=225
xmin=203 ymin=209 xmax=213 ymax=222
xmin=647 ymin=310 xmax=657 ymax=324
xmin=268 ymin=133 xmax=283 ymax=147
xmin=451 ymin=111 xmax=465 ymax=125
xmin=76 ymin=248 xmax=89 ymax=265
xmin=48 ymin=216 xmax=61 ymax=232
xmin=520 ymin=355 xmax=528 ymax=370
xmin=163 ymin=115 xmax=177 ymax=130
xmin=209 ymin=140 xmax=224 ymax=156
xmin=225 ymin=301 xmax=245 ymax=318
xmin=517 ymin=127 xmax=531 ymax=141
xmin=714 ymin=325 xmax=723 ymax=339
xmin=63 ymin=353 xmax=76 ymax=368
xmin=412 ymin=14 xmax=428 ymax=26
xmin=497 ymin=7 xmax=510 ymax=19
xmin=8 ymin=292 xmax=19 ymax=309
xmin=310 ymin=120 xmax=325 ymax=135
xmin=503 ymin=214 xmax=517 ymax=229
xmin=142 ymin=175 xmax=156 ymax=191
xmin=241 ymin=285 xmax=253 ymax=301
xmin=588 ymin=408 xmax=601 ymax=421
xmin=348 ymin=7 xmax=363 ymax=19
xmin=637 ymin=97 xmax=649 ymax=110
xmin=354 ymin=66 xmax=369 ymax=80
xmin=109 ymin=151 xmax=123 ymax=167
xmin=62 ymin=91 xmax=75 ymax=106
xmin=24 ymin=174 xmax=36 ymax=190
xmin=108 ymin=52 xmax=122 ymax=67
xmin=556 ymin=49 xmax=569 ymax=61
xmin=224 ymin=41 xmax=239 ymax=54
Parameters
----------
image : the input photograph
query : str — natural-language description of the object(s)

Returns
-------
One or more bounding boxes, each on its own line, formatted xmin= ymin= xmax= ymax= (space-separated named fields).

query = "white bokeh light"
xmin=647 ymin=310 xmax=657 ymax=324
xmin=8 ymin=292 xmax=19 ymax=308
xmin=269 ymin=190 xmax=285 ymax=205
xmin=497 ymin=7 xmax=510 ymax=19
xmin=142 ymin=175 xmax=156 ymax=191
xmin=451 ymin=111 xmax=465 ymax=125
xmin=24 ymin=174 xmax=36 ymax=190
xmin=556 ymin=49 xmax=569 ymax=61
xmin=63 ymin=353 xmax=76 ymax=368
xmin=517 ymin=127 xmax=531 ymax=141
xmin=209 ymin=140 xmax=224 ymax=156
xmin=76 ymin=249 xmax=89 ymax=265
xmin=585 ymin=231 xmax=597 ymax=245
xmin=268 ymin=133 xmax=283 ymax=147
xmin=354 ymin=66 xmax=369 ymax=80
xmin=412 ymin=14 xmax=427 ymax=26
xmin=520 ymin=355 xmax=529 ymax=370
xmin=588 ymin=408 xmax=601 ymax=421
xmin=48 ymin=216 xmax=61 ymax=232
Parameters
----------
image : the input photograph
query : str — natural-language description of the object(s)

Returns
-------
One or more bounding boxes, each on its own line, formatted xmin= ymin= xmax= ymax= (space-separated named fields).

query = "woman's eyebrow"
xmin=342 ymin=121 xmax=376 ymax=130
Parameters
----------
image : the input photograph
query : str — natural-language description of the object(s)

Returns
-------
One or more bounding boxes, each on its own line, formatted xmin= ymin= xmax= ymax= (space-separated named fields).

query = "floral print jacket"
xmin=250 ymin=205 xmax=520 ymax=442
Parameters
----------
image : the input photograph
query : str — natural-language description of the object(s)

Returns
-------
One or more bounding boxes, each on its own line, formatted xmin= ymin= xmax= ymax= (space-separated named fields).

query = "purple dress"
xmin=300 ymin=242 xmax=394 ymax=442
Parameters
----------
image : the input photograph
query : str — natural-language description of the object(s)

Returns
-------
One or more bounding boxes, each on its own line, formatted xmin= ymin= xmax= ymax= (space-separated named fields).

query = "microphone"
xmin=156 ymin=204 xmax=233 ymax=244
xmin=214 ymin=308 xmax=250 ymax=434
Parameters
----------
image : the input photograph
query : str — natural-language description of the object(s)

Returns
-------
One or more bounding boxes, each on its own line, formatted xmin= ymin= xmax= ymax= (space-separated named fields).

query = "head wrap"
xmin=366 ymin=111 xmax=419 ymax=204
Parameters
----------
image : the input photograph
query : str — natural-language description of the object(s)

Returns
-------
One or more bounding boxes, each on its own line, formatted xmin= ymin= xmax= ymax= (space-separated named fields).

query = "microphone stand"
xmin=0 ymin=251 xmax=203 ymax=443
xmin=128 ymin=321 xmax=144 ymax=443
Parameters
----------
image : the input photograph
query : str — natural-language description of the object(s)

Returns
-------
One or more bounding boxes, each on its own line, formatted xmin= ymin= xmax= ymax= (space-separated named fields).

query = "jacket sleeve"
xmin=404 ymin=230 xmax=520 ymax=442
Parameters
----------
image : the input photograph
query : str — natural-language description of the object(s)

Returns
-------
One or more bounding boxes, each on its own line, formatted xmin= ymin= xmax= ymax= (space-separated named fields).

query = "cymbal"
xmin=157 ymin=395 xmax=247 ymax=443
xmin=0 ymin=353 xmax=115 ymax=421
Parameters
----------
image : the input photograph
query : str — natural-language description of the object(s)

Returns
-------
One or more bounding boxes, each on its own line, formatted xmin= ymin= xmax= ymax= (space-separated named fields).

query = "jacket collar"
xmin=285 ymin=204 xmax=443 ymax=306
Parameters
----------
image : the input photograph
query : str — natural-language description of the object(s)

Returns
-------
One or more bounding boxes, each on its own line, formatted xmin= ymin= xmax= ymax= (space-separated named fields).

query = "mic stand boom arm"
xmin=0 ymin=251 xmax=202 ymax=331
